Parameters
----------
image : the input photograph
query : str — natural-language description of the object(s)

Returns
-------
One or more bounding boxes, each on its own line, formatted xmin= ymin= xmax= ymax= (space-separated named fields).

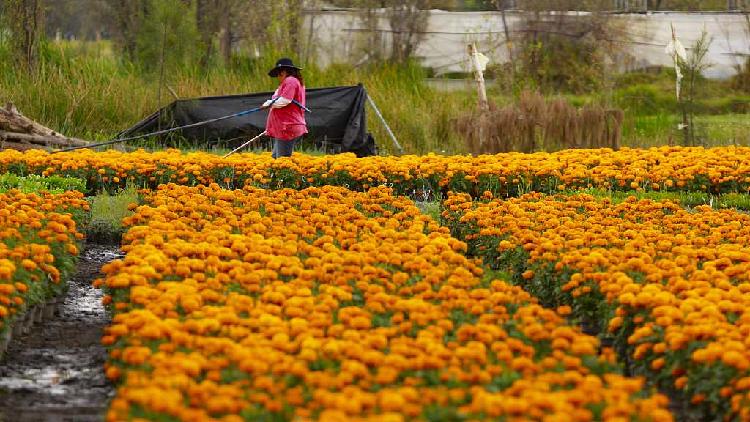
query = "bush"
xmin=700 ymin=95 xmax=750 ymax=114
xmin=614 ymin=70 xmax=664 ymax=87
xmin=614 ymin=84 xmax=676 ymax=115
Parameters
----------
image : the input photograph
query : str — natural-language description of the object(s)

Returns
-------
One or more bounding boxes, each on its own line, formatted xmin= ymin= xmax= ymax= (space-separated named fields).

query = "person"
xmin=263 ymin=58 xmax=307 ymax=159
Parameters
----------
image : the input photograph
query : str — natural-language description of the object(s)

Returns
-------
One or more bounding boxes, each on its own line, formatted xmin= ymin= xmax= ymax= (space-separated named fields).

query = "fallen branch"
xmin=0 ymin=131 xmax=91 ymax=148
xmin=0 ymin=103 xmax=90 ymax=150
xmin=0 ymin=139 xmax=47 ymax=151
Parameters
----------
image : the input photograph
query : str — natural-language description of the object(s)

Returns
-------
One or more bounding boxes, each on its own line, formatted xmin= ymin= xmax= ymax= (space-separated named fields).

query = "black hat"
xmin=268 ymin=58 xmax=302 ymax=77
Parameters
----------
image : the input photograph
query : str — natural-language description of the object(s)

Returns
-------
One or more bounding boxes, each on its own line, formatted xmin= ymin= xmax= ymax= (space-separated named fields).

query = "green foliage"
xmin=86 ymin=185 xmax=140 ymax=244
xmin=0 ymin=174 xmax=86 ymax=194
xmin=571 ymin=188 xmax=711 ymax=206
xmin=610 ymin=69 xmax=749 ymax=146
xmin=416 ymin=201 xmax=442 ymax=222
xmin=615 ymin=84 xmax=676 ymax=116
xmin=506 ymin=7 xmax=622 ymax=94
xmin=674 ymin=28 xmax=714 ymax=146
xmin=135 ymin=0 xmax=201 ymax=73
xmin=733 ymin=56 xmax=750 ymax=93
xmin=0 ymin=0 xmax=44 ymax=70
xmin=571 ymin=188 xmax=750 ymax=211
xmin=620 ymin=113 xmax=750 ymax=148
xmin=700 ymin=95 xmax=750 ymax=114
xmin=716 ymin=193 xmax=750 ymax=211
xmin=520 ymin=36 xmax=607 ymax=93
xmin=621 ymin=112 xmax=676 ymax=143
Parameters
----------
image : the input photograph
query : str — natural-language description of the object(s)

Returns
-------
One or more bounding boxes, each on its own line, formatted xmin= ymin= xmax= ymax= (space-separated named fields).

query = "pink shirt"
xmin=265 ymin=76 xmax=307 ymax=141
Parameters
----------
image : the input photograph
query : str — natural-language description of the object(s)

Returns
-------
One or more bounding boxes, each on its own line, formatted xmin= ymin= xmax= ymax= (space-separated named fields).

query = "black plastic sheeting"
xmin=119 ymin=84 xmax=377 ymax=157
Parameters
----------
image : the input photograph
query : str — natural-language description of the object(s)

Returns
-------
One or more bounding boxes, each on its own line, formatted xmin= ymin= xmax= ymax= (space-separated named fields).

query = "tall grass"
xmin=2 ymin=40 xmax=745 ymax=154
xmin=0 ymin=40 xmax=468 ymax=154
xmin=620 ymin=113 xmax=750 ymax=147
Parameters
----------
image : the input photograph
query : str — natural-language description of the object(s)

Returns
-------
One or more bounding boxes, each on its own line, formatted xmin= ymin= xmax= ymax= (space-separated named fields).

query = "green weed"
xmin=416 ymin=201 xmax=442 ymax=223
xmin=86 ymin=185 xmax=140 ymax=244
xmin=570 ymin=188 xmax=750 ymax=211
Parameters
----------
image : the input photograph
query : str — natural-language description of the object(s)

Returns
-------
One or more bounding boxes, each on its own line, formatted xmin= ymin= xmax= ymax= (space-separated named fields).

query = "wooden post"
xmin=468 ymin=43 xmax=489 ymax=112
xmin=468 ymin=43 xmax=489 ymax=151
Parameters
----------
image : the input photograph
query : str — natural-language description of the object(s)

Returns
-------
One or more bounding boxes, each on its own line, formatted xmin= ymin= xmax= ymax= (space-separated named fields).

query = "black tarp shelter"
xmin=120 ymin=84 xmax=378 ymax=157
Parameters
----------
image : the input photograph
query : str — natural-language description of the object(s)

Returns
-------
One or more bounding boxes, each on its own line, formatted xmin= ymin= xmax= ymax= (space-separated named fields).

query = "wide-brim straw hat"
xmin=268 ymin=58 xmax=303 ymax=77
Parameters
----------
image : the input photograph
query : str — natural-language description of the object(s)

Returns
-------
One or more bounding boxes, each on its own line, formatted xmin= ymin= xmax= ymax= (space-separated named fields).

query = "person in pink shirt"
xmin=263 ymin=58 xmax=308 ymax=159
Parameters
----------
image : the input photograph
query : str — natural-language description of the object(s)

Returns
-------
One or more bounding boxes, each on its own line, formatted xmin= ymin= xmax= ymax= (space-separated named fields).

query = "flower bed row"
xmin=98 ymin=184 xmax=671 ymax=421
xmin=2 ymin=146 xmax=750 ymax=196
xmin=0 ymin=189 xmax=88 ymax=353
xmin=0 ymin=173 xmax=86 ymax=194
xmin=443 ymin=192 xmax=750 ymax=420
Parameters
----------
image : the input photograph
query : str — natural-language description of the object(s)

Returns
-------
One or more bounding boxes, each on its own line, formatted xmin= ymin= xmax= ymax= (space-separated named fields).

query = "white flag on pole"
xmin=475 ymin=52 xmax=490 ymax=72
xmin=467 ymin=51 xmax=490 ymax=72
xmin=665 ymin=24 xmax=687 ymax=100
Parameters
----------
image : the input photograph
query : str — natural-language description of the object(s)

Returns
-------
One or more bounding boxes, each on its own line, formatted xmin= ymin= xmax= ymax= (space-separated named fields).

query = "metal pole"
xmin=222 ymin=131 xmax=267 ymax=158
xmin=367 ymin=95 xmax=404 ymax=154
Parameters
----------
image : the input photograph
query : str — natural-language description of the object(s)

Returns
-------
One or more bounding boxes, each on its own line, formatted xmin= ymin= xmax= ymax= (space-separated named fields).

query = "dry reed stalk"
xmin=455 ymin=90 xmax=624 ymax=154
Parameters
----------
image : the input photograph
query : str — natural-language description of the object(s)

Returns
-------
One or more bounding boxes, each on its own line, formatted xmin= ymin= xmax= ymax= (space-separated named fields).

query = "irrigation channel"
xmin=0 ymin=245 xmax=121 ymax=422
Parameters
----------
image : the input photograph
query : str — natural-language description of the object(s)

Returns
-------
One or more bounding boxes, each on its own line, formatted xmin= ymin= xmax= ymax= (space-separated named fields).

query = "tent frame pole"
xmin=367 ymin=95 xmax=404 ymax=155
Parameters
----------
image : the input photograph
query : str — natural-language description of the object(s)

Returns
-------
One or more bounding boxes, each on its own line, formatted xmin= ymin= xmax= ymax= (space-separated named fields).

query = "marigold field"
xmin=0 ymin=190 xmax=87 ymax=334
xmin=2 ymin=146 xmax=750 ymax=421
xmin=1 ymin=146 xmax=750 ymax=196
xmin=444 ymin=193 xmax=750 ymax=419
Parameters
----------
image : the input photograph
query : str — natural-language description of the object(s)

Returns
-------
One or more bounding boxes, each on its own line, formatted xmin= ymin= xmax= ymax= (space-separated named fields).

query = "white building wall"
xmin=302 ymin=9 xmax=750 ymax=79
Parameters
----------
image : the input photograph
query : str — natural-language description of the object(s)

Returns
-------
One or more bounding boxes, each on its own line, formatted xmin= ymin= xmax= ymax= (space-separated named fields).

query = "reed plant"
xmin=456 ymin=91 xmax=624 ymax=154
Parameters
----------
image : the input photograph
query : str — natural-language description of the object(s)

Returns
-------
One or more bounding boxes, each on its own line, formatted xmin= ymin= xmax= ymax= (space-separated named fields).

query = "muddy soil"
xmin=0 ymin=245 xmax=122 ymax=422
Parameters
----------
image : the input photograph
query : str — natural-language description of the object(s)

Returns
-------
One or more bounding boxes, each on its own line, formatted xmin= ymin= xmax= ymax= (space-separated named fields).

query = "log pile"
xmin=0 ymin=103 xmax=90 ymax=151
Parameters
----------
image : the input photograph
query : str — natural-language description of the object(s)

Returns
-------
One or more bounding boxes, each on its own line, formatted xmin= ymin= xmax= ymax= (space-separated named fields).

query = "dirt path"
xmin=0 ymin=245 xmax=121 ymax=422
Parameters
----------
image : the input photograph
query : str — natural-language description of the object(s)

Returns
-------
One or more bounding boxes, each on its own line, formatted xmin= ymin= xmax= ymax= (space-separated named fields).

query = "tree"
xmin=225 ymin=1 xmax=308 ymax=62
xmin=288 ymin=0 xmax=305 ymax=57
xmin=353 ymin=0 xmax=431 ymax=64
xmin=673 ymin=28 xmax=713 ymax=146
xmin=44 ymin=0 xmax=110 ymax=40
xmin=106 ymin=0 xmax=148 ymax=61
xmin=505 ymin=0 xmax=627 ymax=93
xmin=732 ymin=13 xmax=749 ymax=92
xmin=103 ymin=0 xmax=200 ymax=70
xmin=134 ymin=0 xmax=200 ymax=72
xmin=2 ymin=0 xmax=45 ymax=71
xmin=196 ymin=0 xmax=227 ymax=67
xmin=354 ymin=2 xmax=386 ymax=62
xmin=386 ymin=0 xmax=430 ymax=63
xmin=195 ymin=0 xmax=280 ymax=67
